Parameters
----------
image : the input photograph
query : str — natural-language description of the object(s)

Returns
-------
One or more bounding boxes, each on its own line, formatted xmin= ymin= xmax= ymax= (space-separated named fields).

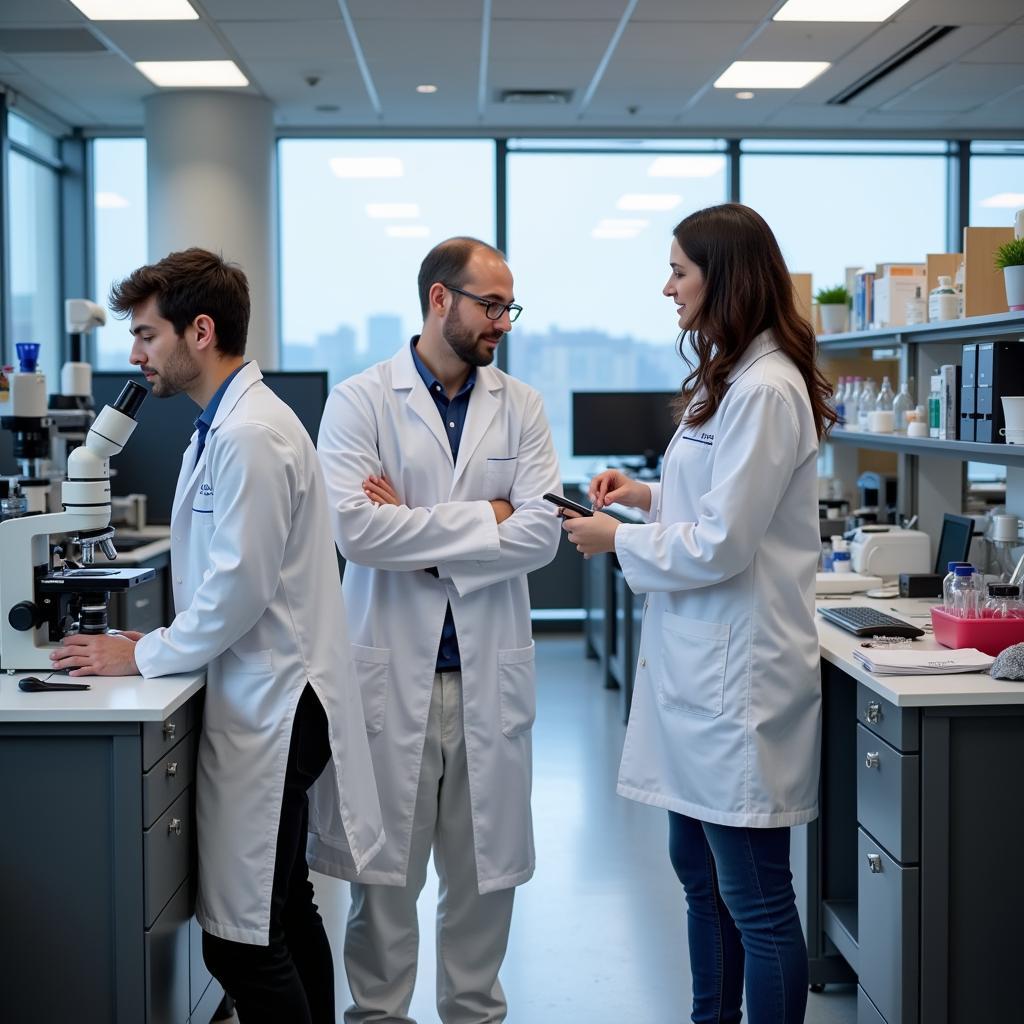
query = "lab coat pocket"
xmin=351 ymin=644 xmax=391 ymax=734
xmin=658 ymin=612 xmax=730 ymax=718
xmin=485 ymin=457 xmax=518 ymax=500
xmin=497 ymin=641 xmax=536 ymax=738
xmin=231 ymin=648 xmax=274 ymax=674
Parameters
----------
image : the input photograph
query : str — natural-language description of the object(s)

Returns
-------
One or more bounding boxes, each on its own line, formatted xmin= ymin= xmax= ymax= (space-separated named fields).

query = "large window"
xmin=969 ymin=141 xmax=1024 ymax=230
xmin=6 ymin=113 xmax=62 ymax=387
xmin=507 ymin=140 xmax=728 ymax=476
xmin=279 ymin=139 xmax=495 ymax=387
xmin=740 ymin=140 xmax=949 ymax=296
xmin=91 ymin=138 xmax=147 ymax=369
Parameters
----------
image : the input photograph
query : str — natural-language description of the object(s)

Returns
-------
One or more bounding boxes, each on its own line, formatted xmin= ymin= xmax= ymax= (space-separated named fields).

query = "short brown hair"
xmin=417 ymin=236 xmax=504 ymax=318
xmin=109 ymin=247 xmax=250 ymax=357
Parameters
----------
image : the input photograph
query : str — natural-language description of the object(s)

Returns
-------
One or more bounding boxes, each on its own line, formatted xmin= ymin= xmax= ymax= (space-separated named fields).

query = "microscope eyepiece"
xmin=114 ymin=380 xmax=147 ymax=420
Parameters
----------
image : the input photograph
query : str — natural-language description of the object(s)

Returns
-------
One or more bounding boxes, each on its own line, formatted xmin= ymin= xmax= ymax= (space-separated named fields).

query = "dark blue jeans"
xmin=668 ymin=812 xmax=808 ymax=1024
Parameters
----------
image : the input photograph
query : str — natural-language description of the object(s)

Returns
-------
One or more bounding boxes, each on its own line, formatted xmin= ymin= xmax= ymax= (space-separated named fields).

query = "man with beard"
xmin=311 ymin=237 xmax=561 ymax=1023
xmin=51 ymin=247 xmax=383 ymax=1023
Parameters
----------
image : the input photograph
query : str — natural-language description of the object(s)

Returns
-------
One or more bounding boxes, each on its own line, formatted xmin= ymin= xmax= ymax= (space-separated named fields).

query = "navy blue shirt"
xmin=410 ymin=337 xmax=475 ymax=672
xmin=195 ymin=363 xmax=246 ymax=466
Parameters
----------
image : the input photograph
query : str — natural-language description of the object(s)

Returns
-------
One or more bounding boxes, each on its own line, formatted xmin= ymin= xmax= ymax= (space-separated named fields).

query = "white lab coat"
xmin=308 ymin=344 xmax=561 ymax=893
xmin=134 ymin=361 xmax=384 ymax=945
xmin=614 ymin=333 xmax=822 ymax=827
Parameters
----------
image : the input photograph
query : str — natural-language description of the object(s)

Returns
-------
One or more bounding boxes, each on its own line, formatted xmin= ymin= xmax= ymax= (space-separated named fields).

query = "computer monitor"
xmin=90 ymin=369 xmax=329 ymax=523
xmin=572 ymin=391 xmax=678 ymax=470
xmin=934 ymin=513 xmax=975 ymax=574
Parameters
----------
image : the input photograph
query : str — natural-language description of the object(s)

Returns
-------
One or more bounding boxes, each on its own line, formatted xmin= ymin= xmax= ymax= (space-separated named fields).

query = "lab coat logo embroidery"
xmin=199 ymin=483 xmax=214 ymax=497
xmin=682 ymin=432 xmax=714 ymax=447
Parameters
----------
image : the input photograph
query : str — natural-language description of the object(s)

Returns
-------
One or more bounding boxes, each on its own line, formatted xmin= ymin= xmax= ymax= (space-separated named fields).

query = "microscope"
xmin=0 ymin=380 xmax=155 ymax=673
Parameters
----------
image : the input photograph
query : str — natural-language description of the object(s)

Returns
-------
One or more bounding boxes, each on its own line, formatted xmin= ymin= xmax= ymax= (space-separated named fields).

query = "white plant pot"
xmin=1004 ymin=265 xmax=1024 ymax=312
xmin=818 ymin=303 xmax=848 ymax=334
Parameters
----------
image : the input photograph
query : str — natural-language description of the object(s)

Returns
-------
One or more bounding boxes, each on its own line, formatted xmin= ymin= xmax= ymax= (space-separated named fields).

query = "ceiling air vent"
xmin=497 ymin=89 xmax=573 ymax=105
xmin=0 ymin=29 xmax=107 ymax=54
xmin=827 ymin=25 xmax=956 ymax=105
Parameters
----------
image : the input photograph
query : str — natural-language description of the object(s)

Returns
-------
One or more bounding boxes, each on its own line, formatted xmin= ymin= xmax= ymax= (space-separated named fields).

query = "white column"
xmin=144 ymin=91 xmax=277 ymax=368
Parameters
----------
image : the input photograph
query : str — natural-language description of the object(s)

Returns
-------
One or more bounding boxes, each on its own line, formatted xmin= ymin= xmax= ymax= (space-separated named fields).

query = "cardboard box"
xmin=872 ymin=271 xmax=927 ymax=327
xmin=963 ymin=227 xmax=1013 ymax=317
xmin=790 ymin=272 xmax=813 ymax=327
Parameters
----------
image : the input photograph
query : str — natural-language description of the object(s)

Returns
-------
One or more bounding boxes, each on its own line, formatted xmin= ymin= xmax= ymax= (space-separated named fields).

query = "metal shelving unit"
xmin=829 ymin=428 xmax=1024 ymax=469
xmin=816 ymin=310 xmax=1024 ymax=352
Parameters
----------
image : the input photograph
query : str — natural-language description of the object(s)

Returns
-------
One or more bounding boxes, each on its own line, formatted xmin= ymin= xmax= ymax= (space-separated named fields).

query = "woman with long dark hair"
xmin=561 ymin=203 xmax=835 ymax=1023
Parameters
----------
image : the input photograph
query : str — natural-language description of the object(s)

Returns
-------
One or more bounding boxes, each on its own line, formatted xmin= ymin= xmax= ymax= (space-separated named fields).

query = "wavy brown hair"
xmin=670 ymin=203 xmax=837 ymax=439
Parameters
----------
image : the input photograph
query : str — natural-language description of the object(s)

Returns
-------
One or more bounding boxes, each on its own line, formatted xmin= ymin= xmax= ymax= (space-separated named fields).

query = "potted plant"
xmin=994 ymin=237 xmax=1024 ymax=312
xmin=814 ymin=285 xmax=850 ymax=334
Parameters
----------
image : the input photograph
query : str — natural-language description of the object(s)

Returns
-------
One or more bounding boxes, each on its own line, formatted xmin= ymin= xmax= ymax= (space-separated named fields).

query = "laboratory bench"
xmin=0 ymin=669 xmax=225 ymax=1023
xmin=801 ymin=596 xmax=1024 ymax=1024
xmin=583 ymin=571 xmax=1024 ymax=1023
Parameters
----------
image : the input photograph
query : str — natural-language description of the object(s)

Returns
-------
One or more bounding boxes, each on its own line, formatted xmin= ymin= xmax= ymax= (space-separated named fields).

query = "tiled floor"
xmin=229 ymin=634 xmax=856 ymax=1023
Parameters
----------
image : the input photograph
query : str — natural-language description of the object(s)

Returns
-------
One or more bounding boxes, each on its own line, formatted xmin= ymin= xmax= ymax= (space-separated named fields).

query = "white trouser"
xmin=344 ymin=671 xmax=516 ymax=1024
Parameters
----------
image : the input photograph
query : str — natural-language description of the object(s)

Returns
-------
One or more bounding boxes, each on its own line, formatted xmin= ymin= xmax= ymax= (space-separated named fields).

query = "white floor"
xmin=238 ymin=634 xmax=857 ymax=1023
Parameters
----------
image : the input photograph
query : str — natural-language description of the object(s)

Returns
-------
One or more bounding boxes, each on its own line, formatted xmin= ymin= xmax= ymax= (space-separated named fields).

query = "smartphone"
xmin=542 ymin=493 xmax=594 ymax=517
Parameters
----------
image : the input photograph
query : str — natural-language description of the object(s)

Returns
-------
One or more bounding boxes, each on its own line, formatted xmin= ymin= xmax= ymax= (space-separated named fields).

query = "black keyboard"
xmin=818 ymin=606 xmax=925 ymax=639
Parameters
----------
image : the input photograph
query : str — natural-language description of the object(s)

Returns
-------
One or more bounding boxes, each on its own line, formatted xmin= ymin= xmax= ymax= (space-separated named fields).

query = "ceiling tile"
xmin=350 ymin=0 xmax=481 ymax=18
xmin=219 ymin=20 xmax=353 ymax=63
xmin=881 ymin=61 xmax=1024 ymax=110
xmin=0 ymin=0 xmax=87 ymax=25
xmin=741 ymin=21 xmax=881 ymax=61
xmin=611 ymin=20 xmax=754 ymax=63
xmin=894 ymin=0 xmax=1024 ymax=24
xmin=94 ymin=21 xmax=228 ymax=61
xmin=634 ymin=0 xmax=773 ymax=20
xmin=960 ymin=25 xmax=1024 ymax=63
xmin=201 ymin=0 xmax=341 ymax=20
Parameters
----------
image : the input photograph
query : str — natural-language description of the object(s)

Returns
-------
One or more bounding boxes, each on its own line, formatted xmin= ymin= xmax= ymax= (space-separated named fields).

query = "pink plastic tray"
xmin=930 ymin=607 xmax=1024 ymax=657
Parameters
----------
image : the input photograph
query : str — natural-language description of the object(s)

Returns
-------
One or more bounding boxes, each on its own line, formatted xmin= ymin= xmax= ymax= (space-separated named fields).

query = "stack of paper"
xmin=815 ymin=572 xmax=883 ymax=595
xmin=852 ymin=647 xmax=994 ymax=676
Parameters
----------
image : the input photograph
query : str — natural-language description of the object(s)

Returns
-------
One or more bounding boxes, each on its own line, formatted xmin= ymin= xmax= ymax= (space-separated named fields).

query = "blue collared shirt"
xmin=410 ymin=337 xmax=475 ymax=672
xmin=195 ymin=363 xmax=246 ymax=465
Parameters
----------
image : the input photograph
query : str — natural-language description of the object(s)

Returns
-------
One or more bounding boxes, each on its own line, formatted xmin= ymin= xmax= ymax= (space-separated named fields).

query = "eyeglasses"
xmin=444 ymin=284 xmax=523 ymax=323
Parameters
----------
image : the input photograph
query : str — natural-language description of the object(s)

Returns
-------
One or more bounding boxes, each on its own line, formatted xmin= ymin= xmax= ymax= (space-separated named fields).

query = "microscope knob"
xmin=8 ymin=601 xmax=42 ymax=632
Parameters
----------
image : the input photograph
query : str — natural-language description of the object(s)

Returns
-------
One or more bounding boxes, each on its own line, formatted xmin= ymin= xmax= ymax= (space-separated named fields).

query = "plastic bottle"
xmin=892 ymin=377 xmax=914 ymax=432
xmin=929 ymin=276 xmax=958 ymax=322
xmin=875 ymin=376 xmax=894 ymax=412
xmin=983 ymin=583 xmax=1020 ymax=619
xmin=832 ymin=537 xmax=851 ymax=574
xmin=928 ymin=376 xmax=942 ymax=438
xmin=857 ymin=378 xmax=876 ymax=431
xmin=846 ymin=376 xmax=861 ymax=429
xmin=950 ymin=565 xmax=978 ymax=618
xmin=832 ymin=376 xmax=846 ymax=426
xmin=905 ymin=285 xmax=927 ymax=325
xmin=0 ymin=479 xmax=28 ymax=521
xmin=942 ymin=561 xmax=973 ymax=614
xmin=954 ymin=261 xmax=965 ymax=319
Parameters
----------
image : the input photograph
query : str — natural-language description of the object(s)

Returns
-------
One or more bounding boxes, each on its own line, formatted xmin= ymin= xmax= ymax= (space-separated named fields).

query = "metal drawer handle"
xmin=865 ymin=752 xmax=880 ymax=769
xmin=867 ymin=853 xmax=883 ymax=873
xmin=865 ymin=701 xmax=882 ymax=724
xmin=163 ymin=722 xmax=176 ymax=741
xmin=168 ymin=817 xmax=182 ymax=837
xmin=165 ymin=761 xmax=178 ymax=777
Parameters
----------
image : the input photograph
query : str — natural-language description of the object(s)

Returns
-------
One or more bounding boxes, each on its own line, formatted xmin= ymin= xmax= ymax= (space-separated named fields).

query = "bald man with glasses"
xmin=312 ymin=236 xmax=561 ymax=1023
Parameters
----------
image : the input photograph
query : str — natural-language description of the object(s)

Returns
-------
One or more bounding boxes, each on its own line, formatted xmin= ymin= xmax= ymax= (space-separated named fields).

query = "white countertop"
xmin=817 ymin=596 xmax=1024 ymax=707
xmin=0 ymin=669 xmax=205 ymax=723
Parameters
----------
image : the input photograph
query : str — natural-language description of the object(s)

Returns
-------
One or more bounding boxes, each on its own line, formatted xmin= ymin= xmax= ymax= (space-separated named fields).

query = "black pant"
xmin=203 ymin=684 xmax=335 ymax=1023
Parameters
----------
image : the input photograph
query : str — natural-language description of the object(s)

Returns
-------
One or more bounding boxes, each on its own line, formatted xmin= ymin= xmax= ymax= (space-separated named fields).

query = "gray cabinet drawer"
xmin=145 ymin=876 xmax=191 ymax=1024
xmin=145 ymin=787 xmax=192 ymax=928
xmin=143 ymin=701 xmax=194 ymax=772
xmin=857 ymin=725 xmax=920 ymax=863
xmin=858 ymin=829 xmax=919 ymax=1024
xmin=857 ymin=683 xmax=919 ymax=752
xmin=143 ymin=731 xmax=197 ymax=830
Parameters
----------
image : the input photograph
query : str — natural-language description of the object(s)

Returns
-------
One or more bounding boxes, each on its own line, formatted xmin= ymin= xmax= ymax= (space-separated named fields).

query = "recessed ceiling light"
xmin=329 ymin=157 xmax=404 ymax=179
xmin=616 ymin=194 xmax=681 ymax=212
xmin=416 ymin=84 xmax=438 ymax=94
xmin=774 ymin=0 xmax=909 ymax=22
xmin=135 ymin=61 xmax=248 ymax=87
xmin=714 ymin=61 xmax=830 ymax=89
xmin=593 ymin=227 xmax=644 ymax=240
xmin=95 ymin=191 xmax=130 ymax=209
xmin=366 ymin=203 xmax=420 ymax=219
xmin=980 ymin=192 xmax=1024 ymax=208
xmin=648 ymin=156 xmax=725 ymax=178
xmin=386 ymin=225 xmax=430 ymax=238
xmin=70 ymin=0 xmax=198 ymax=18
xmin=736 ymin=91 xmax=755 ymax=100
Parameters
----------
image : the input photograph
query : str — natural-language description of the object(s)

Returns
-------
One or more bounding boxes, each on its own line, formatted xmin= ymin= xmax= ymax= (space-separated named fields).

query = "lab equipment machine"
xmin=849 ymin=526 xmax=931 ymax=577
xmin=0 ymin=380 xmax=155 ymax=672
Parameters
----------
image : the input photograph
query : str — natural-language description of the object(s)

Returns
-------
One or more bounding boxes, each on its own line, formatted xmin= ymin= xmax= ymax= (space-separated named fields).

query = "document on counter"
xmin=852 ymin=646 xmax=995 ymax=676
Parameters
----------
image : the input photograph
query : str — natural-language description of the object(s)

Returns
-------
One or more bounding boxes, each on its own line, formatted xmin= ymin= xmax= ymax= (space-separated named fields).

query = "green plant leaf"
xmin=994 ymin=237 xmax=1024 ymax=269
